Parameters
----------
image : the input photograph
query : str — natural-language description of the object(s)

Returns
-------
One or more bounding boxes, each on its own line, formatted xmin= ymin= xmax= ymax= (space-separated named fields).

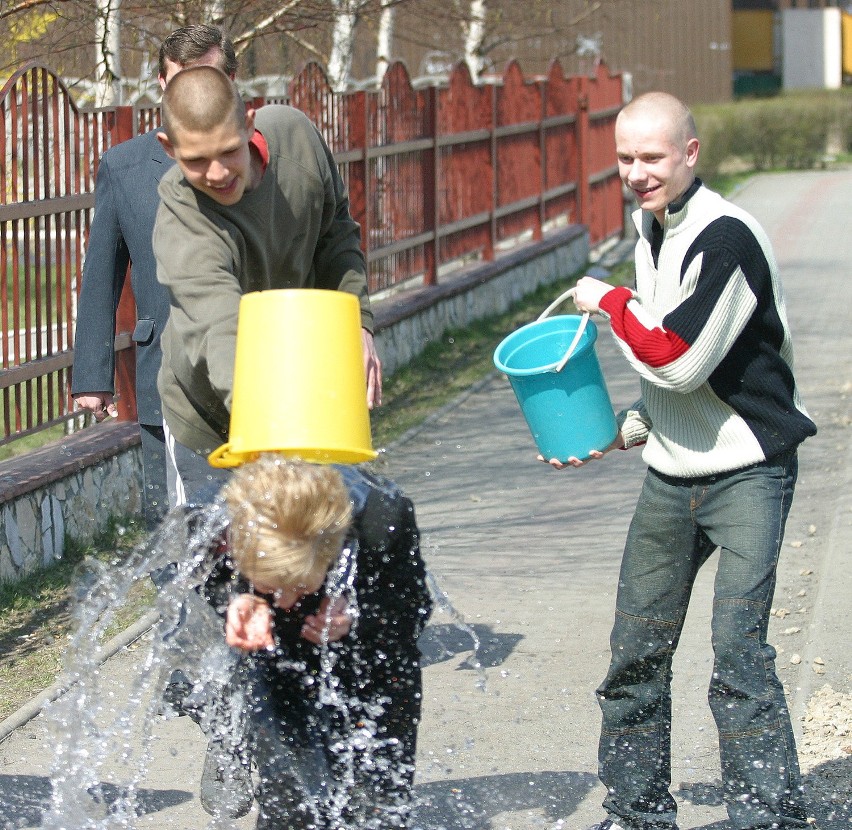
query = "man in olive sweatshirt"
xmin=153 ymin=66 xmax=382 ymax=504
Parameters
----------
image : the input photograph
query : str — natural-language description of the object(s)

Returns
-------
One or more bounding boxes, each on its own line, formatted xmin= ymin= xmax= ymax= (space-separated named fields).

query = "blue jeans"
xmin=597 ymin=451 xmax=809 ymax=830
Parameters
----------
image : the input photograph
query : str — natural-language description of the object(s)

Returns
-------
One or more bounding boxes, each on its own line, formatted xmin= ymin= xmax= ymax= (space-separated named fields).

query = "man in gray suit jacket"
xmin=71 ymin=25 xmax=238 ymax=528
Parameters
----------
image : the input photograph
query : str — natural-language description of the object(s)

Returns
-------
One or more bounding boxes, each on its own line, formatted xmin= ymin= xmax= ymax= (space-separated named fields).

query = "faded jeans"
xmin=597 ymin=451 xmax=809 ymax=830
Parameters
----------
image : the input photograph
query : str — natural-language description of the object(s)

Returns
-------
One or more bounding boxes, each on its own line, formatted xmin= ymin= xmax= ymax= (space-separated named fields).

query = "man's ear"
xmin=244 ymin=108 xmax=256 ymax=138
xmin=685 ymin=136 xmax=700 ymax=169
xmin=156 ymin=130 xmax=176 ymax=159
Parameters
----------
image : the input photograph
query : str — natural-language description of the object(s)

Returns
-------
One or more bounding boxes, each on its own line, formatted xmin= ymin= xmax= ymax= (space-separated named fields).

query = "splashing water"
xmin=36 ymin=497 xmax=483 ymax=829
xmin=40 ymin=502 xmax=245 ymax=828
xmin=425 ymin=571 xmax=487 ymax=692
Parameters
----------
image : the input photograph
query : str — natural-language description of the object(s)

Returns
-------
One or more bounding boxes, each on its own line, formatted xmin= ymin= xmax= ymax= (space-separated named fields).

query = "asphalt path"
xmin=0 ymin=169 xmax=849 ymax=830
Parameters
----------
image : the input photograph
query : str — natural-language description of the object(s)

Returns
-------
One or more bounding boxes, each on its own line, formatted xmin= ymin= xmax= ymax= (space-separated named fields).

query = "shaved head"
xmin=161 ymin=65 xmax=245 ymax=146
xmin=617 ymin=92 xmax=697 ymax=146
xmin=614 ymin=92 xmax=700 ymax=222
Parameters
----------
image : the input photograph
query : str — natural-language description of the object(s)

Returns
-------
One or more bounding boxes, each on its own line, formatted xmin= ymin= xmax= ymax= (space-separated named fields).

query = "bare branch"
xmin=0 ymin=0 xmax=68 ymax=24
xmin=280 ymin=27 xmax=327 ymax=63
xmin=231 ymin=0 xmax=306 ymax=51
xmin=480 ymin=2 xmax=602 ymax=57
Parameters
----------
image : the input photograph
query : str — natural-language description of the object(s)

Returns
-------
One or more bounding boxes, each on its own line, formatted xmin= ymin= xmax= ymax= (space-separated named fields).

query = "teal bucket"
xmin=493 ymin=291 xmax=617 ymax=462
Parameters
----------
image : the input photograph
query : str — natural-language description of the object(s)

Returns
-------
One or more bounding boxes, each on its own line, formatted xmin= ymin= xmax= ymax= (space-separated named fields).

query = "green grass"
xmin=1 ymin=370 xmax=75 ymax=461
xmin=0 ymin=515 xmax=149 ymax=721
xmin=0 ymin=423 xmax=66 ymax=462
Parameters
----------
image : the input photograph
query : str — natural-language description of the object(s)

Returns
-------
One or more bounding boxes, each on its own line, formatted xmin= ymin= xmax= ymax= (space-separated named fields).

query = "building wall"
xmin=782 ymin=7 xmax=844 ymax=89
xmin=380 ymin=0 xmax=732 ymax=104
xmin=733 ymin=10 xmax=777 ymax=71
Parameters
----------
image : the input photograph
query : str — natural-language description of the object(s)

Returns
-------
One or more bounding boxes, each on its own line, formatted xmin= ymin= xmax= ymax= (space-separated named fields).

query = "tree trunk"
xmin=376 ymin=0 xmax=395 ymax=83
xmin=463 ymin=0 xmax=487 ymax=80
xmin=327 ymin=0 xmax=360 ymax=91
xmin=203 ymin=1 xmax=225 ymax=25
xmin=94 ymin=0 xmax=121 ymax=107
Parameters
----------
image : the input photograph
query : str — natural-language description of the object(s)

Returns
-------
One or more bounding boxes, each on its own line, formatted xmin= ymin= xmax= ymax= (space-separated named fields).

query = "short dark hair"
xmin=158 ymin=24 xmax=238 ymax=78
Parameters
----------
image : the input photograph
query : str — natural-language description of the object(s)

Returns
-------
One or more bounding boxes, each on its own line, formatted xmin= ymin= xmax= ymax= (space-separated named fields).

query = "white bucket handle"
xmin=536 ymin=287 xmax=590 ymax=374
xmin=537 ymin=287 xmax=578 ymax=321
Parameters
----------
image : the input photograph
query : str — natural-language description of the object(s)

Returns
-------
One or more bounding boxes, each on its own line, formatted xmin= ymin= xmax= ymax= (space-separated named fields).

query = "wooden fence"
xmin=1 ymin=58 xmax=624 ymax=447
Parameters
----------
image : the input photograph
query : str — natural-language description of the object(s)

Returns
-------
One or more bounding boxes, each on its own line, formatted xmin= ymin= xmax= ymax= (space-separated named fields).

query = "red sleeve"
xmin=600 ymin=286 xmax=690 ymax=369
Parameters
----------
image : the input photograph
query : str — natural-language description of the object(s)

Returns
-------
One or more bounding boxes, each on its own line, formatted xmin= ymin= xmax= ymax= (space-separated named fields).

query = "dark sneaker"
xmin=587 ymin=820 xmax=626 ymax=830
xmin=199 ymin=738 xmax=254 ymax=818
xmin=159 ymin=669 xmax=194 ymax=718
xmin=586 ymin=820 xmax=679 ymax=830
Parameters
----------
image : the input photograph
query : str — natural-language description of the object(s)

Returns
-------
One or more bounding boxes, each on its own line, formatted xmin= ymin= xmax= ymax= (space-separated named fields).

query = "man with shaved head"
xmin=154 ymin=66 xmax=381 ymax=504
xmin=548 ymin=92 xmax=815 ymax=830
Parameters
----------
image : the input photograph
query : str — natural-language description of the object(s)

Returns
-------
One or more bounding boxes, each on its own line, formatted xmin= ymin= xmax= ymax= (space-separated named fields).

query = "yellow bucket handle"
xmin=208 ymin=442 xmax=243 ymax=469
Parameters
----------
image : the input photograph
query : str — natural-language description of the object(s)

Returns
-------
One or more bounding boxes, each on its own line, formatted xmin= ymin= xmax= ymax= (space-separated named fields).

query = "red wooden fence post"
xmin=423 ymin=85 xmax=438 ymax=286
xmin=344 ymin=90 xmax=367 ymax=255
xmin=362 ymin=91 xmax=372 ymax=283
xmin=576 ymin=79 xmax=591 ymax=236
xmin=486 ymin=83 xmax=497 ymax=262
xmin=110 ymin=106 xmax=138 ymax=423
xmin=535 ymin=78 xmax=546 ymax=242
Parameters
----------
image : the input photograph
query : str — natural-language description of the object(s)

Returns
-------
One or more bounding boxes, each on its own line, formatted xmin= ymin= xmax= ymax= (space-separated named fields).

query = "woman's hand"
xmin=225 ymin=593 xmax=275 ymax=652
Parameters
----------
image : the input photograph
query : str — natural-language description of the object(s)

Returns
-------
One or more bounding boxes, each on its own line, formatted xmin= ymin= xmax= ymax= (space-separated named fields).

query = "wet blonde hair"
xmin=223 ymin=455 xmax=353 ymax=591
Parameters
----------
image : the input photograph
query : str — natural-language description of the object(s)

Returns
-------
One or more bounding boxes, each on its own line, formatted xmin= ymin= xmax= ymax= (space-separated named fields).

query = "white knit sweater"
xmin=599 ymin=182 xmax=815 ymax=478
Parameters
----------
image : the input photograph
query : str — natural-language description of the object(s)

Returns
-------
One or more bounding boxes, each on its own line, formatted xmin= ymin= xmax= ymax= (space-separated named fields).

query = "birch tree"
xmin=326 ymin=0 xmax=368 ymax=90
xmin=203 ymin=1 xmax=226 ymax=24
xmin=461 ymin=0 xmax=486 ymax=79
xmin=375 ymin=0 xmax=395 ymax=81
xmin=94 ymin=0 xmax=120 ymax=106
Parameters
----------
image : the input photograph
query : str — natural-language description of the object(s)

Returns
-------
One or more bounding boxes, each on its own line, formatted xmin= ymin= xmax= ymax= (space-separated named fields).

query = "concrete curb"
xmin=0 ymin=609 xmax=159 ymax=743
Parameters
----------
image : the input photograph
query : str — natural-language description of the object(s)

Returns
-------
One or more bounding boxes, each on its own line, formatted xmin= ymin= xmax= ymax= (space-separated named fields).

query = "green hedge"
xmin=693 ymin=90 xmax=852 ymax=178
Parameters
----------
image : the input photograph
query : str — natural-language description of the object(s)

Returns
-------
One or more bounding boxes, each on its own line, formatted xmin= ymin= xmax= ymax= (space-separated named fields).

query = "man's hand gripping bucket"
xmin=493 ymin=287 xmax=617 ymax=462
xmin=209 ymin=289 xmax=377 ymax=468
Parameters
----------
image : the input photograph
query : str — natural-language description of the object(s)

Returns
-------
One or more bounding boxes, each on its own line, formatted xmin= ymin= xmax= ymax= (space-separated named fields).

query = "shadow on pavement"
xmin=0 ymin=774 xmax=192 ymax=828
xmin=676 ymin=758 xmax=852 ymax=830
xmin=801 ymin=757 xmax=852 ymax=830
xmin=419 ymin=623 xmax=524 ymax=669
xmin=675 ymin=780 xmax=724 ymax=806
xmin=413 ymin=769 xmax=598 ymax=828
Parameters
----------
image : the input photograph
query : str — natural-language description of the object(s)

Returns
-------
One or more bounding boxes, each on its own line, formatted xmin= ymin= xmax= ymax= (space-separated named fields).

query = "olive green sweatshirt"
xmin=154 ymin=104 xmax=372 ymax=454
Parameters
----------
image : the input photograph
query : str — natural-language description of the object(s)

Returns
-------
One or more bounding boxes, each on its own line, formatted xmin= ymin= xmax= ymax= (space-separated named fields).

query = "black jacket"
xmin=203 ymin=465 xmax=432 ymax=691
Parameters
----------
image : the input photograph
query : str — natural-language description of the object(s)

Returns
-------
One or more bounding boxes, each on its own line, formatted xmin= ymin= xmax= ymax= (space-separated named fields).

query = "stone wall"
xmin=0 ymin=224 xmax=592 ymax=583
xmin=374 ymin=226 xmax=590 ymax=376
xmin=0 ymin=423 xmax=143 ymax=583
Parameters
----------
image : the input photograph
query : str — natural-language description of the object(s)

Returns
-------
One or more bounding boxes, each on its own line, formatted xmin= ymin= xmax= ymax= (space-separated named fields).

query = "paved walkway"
xmin=0 ymin=170 xmax=849 ymax=830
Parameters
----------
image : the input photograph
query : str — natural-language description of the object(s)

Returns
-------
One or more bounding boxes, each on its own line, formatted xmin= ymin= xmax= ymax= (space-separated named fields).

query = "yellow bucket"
xmin=208 ymin=289 xmax=377 ymax=468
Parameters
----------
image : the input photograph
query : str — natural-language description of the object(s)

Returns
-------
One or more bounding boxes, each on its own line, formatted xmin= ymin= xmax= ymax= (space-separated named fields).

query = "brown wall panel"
xmin=384 ymin=0 xmax=732 ymax=105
